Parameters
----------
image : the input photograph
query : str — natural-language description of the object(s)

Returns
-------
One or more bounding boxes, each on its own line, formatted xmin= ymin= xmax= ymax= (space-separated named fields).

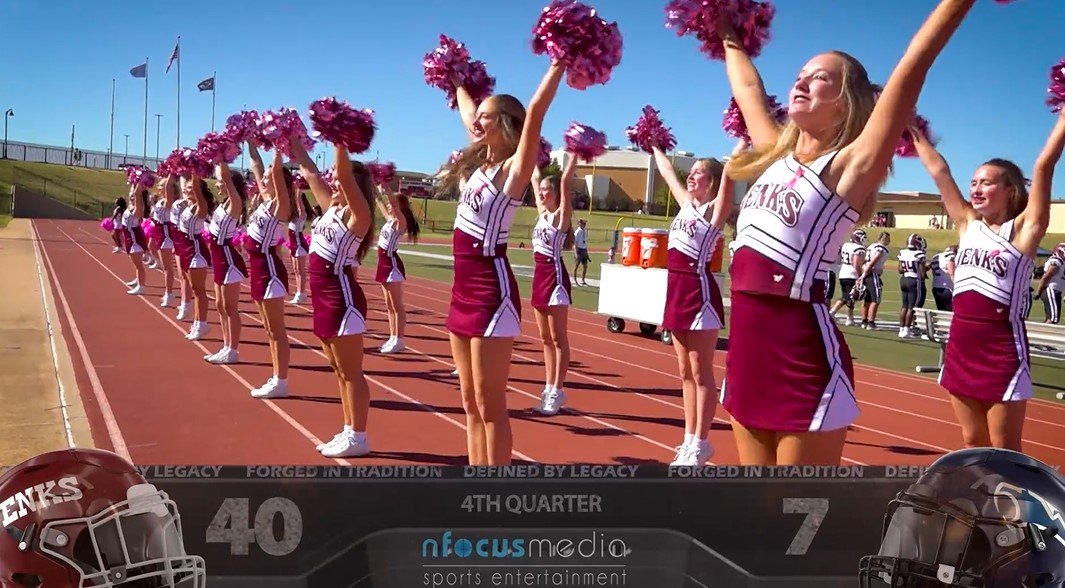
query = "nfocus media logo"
xmin=420 ymin=530 xmax=631 ymax=561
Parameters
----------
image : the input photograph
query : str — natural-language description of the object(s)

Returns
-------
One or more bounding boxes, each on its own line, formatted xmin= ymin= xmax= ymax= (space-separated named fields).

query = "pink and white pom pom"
xmin=625 ymin=105 xmax=677 ymax=153
xmin=195 ymin=132 xmax=241 ymax=166
xmin=423 ymin=34 xmax=496 ymax=109
xmin=665 ymin=0 xmax=775 ymax=61
xmin=157 ymin=148 xmax=184 ymax=177
xmin=320 ymin=166 xmax=337 ymax=190
xmin=308 ymin=98 xmax=377 ymax=154
xmin=1046 ymin=58 xmax=1065 ymax=113
xmin=256 ymin=108 xmax=315 ymax=157
xmin=537 ymin=138 xmax=553 ymax=170
xmin=532 ymin=0 xmax=623 ymax=90
xmin=563 ymin=122 xmax=608 ymax=162
xmin=232 ymin=228 xmax=247 ymax=251
xmin=100 ymin=218 xmax=115 ymax=232
xmin=172 ymin=147 xmax=213 ymax=178
xmin=125 ymin=165 xmax=156 ymax=189
xmin=896 ymin=115 xmax=937 ymax=158
xmin=369 ymin=161 xmax=397 ymax=186
xmin=448 ymin=150 xmax=463 ymax=166
xmin=293 ymin=173 xmax=309 ymax=190
xmin=246 ymin=177 xmax=260 ymax=198
xmin=223 ymin=110 xmax=260 ymax=144
xmin=721 ymin=95 xmax=786 ymax=142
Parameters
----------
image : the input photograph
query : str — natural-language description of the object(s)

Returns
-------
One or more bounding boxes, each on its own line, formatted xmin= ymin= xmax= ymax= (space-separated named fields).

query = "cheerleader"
xmin=120 ymin=186 xmax=150 ymax=295
xmin=167 ymin=178 xmax=194 ymax=321
xmin=290 ymin=138 xmax=375 ymax=457
xmin=201 ymin=163 xmax=248 ymax=364
xmin=718 ymin=0 xmax=975 ymax=465
xmin=441 ymin=62 xmax=565 ymax=465
xmin=911 ymin=113 xmax=1065 ymax=451
xmin=287 ymin=191 xmax=315 ymax=304
xmin=149 ymin=184 xmax=177 ymax=307
xmin=109 ymin=197 xmax=126 ymax=253
xmin=243 ymin=141 xmax=294 ymax=399
xmin=178 ymin=177 xmax=214 ymax=340
xmin=529 ymin=156 xmax=576 ymax=415
xmin=374 ymin=189 xmax=420 ymax=354
xmin=652 ymin=143 xmax=735 ymax=466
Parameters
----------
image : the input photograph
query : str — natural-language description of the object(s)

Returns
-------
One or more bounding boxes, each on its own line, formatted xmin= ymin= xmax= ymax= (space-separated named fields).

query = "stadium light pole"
xmin=123 ymin=134 xmax=130 ymax=165
xmin=155 ymin=114 xmax=164 ymax=162
xmin=2 ymin=109 xmax=13 ymax=159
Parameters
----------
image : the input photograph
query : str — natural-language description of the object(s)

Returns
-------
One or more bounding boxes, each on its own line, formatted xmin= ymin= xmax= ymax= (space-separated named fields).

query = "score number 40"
xmin=205 ymin=498 xmax=304 ymax=556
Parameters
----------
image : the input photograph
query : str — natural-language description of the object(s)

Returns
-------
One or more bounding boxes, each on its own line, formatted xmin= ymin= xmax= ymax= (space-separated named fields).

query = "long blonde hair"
xmin=441 ymin=95 xmax=526 ymax=193
xmin=727 ymin=51 xmax=884 ymax=222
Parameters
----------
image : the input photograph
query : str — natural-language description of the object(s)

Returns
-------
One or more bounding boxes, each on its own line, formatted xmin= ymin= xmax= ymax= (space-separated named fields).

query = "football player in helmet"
xmin=0 ymin=448 xmax=205 ymax=587
xmin=860 ymin=447 xmax=1065 ymax=587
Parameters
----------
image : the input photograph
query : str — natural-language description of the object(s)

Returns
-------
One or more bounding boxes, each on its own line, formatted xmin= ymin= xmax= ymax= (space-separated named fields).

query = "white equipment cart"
xmin=596 ymin=263 xmax=673 ymax=345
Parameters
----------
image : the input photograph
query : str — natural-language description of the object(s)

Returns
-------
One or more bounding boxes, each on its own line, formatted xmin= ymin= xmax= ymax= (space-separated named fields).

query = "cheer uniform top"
xmin=721 ymin=151 xmax=860 ymax=433
xmin=243 ymin=201 xmax=289 ymax=301
xmin=446 ymin=165 xmax=522 ymax=338
xmin=308 ymin=205 xmax=367 ymax=339
xmin=530 ymin=211 xmax=571 ymax=310
xmin=375 ymin=218 xmax=407 ymax=284
xmin=662 ymin=201 xmax=724 ymax=331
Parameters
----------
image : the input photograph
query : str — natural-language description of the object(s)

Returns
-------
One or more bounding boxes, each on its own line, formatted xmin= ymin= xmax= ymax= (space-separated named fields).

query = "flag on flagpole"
xmin=197 ymin=76 xmax=215 ymax=92
xmin=165 ymin=39 xmax=180 ymax=74
xmin=130 ymin=62 xmax=147 ymax=78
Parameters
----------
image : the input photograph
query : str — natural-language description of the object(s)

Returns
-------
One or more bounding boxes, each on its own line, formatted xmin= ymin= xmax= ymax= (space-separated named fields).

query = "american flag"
xmin=165 ymin=39 xmax=180 ymax=74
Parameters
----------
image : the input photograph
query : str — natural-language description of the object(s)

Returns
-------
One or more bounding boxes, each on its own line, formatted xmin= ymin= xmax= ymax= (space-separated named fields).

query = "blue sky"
xmin=1 ymin=0 xmax=1063 ymax=194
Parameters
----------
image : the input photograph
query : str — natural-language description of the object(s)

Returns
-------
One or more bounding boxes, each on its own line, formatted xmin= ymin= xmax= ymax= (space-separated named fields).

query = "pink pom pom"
xmin=625 ymin=105 xmax=677 ymax=153
xmin=256 ymin=108 xmax=315 ymax=157
xmin=532 ymin=1 xmax=624 ymax=90
xmin=369 ymin=161 xmax=397 ymax=185
xmin=721 ymin=95 xmax=786 ymax=142
xmin=293 ymin=173 xmax=309 ymax=190
xmin=308 ymin=98 xmax=377 ymax=154
xmin=246 ymin=178 xmax=260 ymax=198
xmin=232 ymin=228 xmax=246 ymax=251
xmin=100 ymin=218 xmax=115 ymax=232
xmin=125 ymin=165 xmax=156 ymax=189
xmin=201 ymin=229 xmax=211 ymax=242
xmin=320 ymin=166 xmax=337 ymax=189
xmin=537 ymin=138 xmax=553 ymax=170
xmin=1047 ymin=58 xmax=1065 ymax=113
xmin=195 ymin=132 xmax=241 ymax=166
xmin=170 ymin=147 xmax=213 ymax=178
xmin=143 ymin=219 xmax=162 ymax=244
xmin=896 ymin=115 xmax=936 ymax=158
xmin=448 ymin=150 xmax=463 ymax=166
xmin=423 ymin=35 xmax=497 ymax=109
xmin=563 ymin=122 xmax=608 ymax=162
xmin=224 ymin=110 xmax=260 ymax=144
xmin=241 ymin=232 xmax=256 ymax=250
xmin=302 ymin=233 xmax=311 ymax=249
xmin=666 ymin=0 xmax=775 ymax=61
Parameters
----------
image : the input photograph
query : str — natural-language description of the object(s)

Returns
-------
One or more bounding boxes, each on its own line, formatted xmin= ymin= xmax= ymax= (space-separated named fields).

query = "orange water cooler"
xmin=640 ymin=229 xmax=669 ymax=269
xmin=709 ymin=235 xmax=725 ymax=273
xmin=621 ymin=227 xmax=642 ymax=267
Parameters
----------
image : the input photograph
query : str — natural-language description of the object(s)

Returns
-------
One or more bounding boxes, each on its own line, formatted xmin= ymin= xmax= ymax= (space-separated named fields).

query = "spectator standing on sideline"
xmin=573 ymin=218 xmax=590 ymax=286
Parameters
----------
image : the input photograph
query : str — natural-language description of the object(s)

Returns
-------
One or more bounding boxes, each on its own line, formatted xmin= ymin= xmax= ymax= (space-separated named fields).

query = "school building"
xmin=871 ymin=192 xmax=1065 ymax=234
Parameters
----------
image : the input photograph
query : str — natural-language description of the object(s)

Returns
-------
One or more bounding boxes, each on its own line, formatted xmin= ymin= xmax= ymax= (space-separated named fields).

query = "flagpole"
xmin=143 ymin=57 xmax=149 ymax=163
xmin=108 ymin=78 xmax=115 ymax=169
xmin=176 ymin=36 xmax=181 ymax=148
xmin=211 ymin=72 xmax=216 ymax=131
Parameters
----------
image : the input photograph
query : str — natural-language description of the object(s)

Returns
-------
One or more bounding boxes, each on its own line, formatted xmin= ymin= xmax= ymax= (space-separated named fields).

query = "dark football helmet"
xmin=859 ymin=448 xmax=1065 ymax=587
xmin=0 ymin=448 xmax=205 ymax=587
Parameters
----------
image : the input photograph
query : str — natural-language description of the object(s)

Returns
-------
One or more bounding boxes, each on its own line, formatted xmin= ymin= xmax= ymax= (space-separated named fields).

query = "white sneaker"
xmin=379 ymin=337 xmax=396 ymax=353
xmin=381 ymin=337 xmax=405 ymax=354
xmin=898 ymin=327 xmax=911 ymax=339
xmin=537 ymin=388 xmax=566 ymax=415
xmin=251 ymin=377 xmax=288 ymax=399
xmin=211 ymin=349 xmax=239 ymax=364
xmin=321 ymin=432 xmax=370 ymax=458
xmin=450 ymin=368 xmax=459 ymax=377
xmin=670 ymin=440 xmax=714 ymax=466
xmin=316 ymin=430 xmax=347 ymax=451
xmin=112 ymin=246 xmax=122 ymax=253
xmin=147 ymin=259 xmax=159 ymax=270
xmin=289 ymin=292 xmax=307 ymax=304
xmin=161 ymin=293 xmax=174 ymax=307
xmin=844 ymin=318 xmax=855 ymax=327
xmin=127 ymin=285 xmax=145 ymax=295
xmin=186 ymin=322 xmax=209 ymax=341
xmin=126 ymin=279 xmax=139 ymax=287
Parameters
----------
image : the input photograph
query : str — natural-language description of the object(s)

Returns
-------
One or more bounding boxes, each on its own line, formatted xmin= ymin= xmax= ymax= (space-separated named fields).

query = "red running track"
xmin=31 ymin=219 xmax=1065 ymax=466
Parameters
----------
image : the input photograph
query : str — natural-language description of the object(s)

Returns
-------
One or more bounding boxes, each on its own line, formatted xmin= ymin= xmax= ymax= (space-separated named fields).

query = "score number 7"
xmin=783 ymin=498 xmax=828 ymax=556
xmin=205 ymin=498 xmax=303 ymax=556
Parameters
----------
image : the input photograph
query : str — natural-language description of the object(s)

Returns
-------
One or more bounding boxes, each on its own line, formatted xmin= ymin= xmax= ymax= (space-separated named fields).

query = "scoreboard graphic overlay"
xmin=145 ymin=465 xmax=925 ymax=587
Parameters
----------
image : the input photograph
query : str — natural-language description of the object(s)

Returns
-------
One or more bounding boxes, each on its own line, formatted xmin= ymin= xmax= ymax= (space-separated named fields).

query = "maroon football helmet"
xmin=0 ymin=448 xmax=204 ymax=587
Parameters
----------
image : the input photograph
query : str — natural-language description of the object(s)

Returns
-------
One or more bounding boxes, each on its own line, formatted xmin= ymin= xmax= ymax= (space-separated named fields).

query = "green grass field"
xmin=384 ymin=243 xmax=1065 ymax=402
